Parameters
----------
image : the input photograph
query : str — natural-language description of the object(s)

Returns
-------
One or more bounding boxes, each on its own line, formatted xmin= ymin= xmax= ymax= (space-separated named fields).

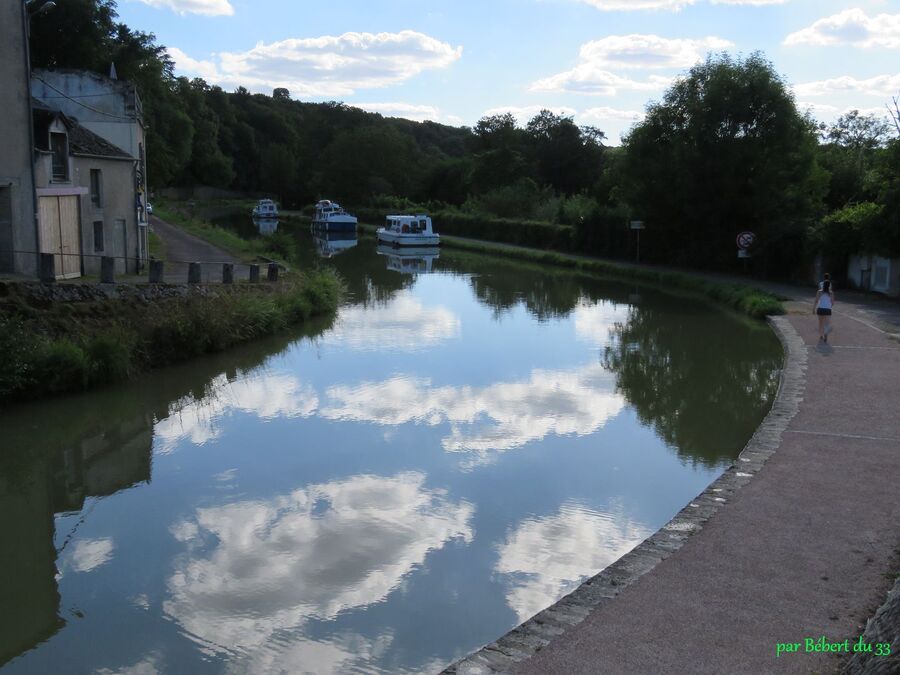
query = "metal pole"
xmin=636 ymin=229 xmax=640 ymax=264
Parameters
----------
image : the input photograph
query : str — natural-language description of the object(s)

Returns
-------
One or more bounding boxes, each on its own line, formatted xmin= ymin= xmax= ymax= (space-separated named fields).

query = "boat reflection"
xmin=313 ymin=230 xmax=358 ymax=258
xmin=252 ymin=217 xmax=279 ymax=236
xmin=376 ymin=244 xmax=439 ymax=275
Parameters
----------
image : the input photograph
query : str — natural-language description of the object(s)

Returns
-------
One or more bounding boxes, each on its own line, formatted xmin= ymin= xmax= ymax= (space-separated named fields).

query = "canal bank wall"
xmin=445 ymin=298 xmax=900 ymax=674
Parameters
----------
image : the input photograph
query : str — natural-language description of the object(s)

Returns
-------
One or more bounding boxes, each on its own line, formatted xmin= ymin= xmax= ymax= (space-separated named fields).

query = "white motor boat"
xmin=376 ymin=215 xmax=440 ymax=247
xmin=252 ymin=199 xmax=279 ymax=218
xmin=376 ymin=244 xmax=439 ymax=274
xmin=312 ymin=200 xmax=357 ymax=232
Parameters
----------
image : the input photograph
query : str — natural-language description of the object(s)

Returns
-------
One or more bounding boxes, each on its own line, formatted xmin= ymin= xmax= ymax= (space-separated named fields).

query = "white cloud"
xmin=575 ymin=0 xmax=786 ymax=10
xmin=793 ymin=73 xmax=900 ymax=98
xmin=352 ymin=102 xmax=440 ymax=122
xmin=69 ymin=537 xmax=115 ymax=573
xmin=495 ymin=503 xmax=651 ymax=622
xmin=482 ymin=105 xmax=579 ymax=126
xmin=321 ymin=362 xmax=625 ymax=455
xmin=785 ymin=9 xmax=900 ymax=48
xmin=578 ymin=106 xmax=645 ymax=124
xmin=139 ymin=0 xmax=234 ymax=16
xmin=154 ymin=373 xmax=319 ymax=453
xmin=323 ymin=291 xmax=460 ymax=351
xmin=572 ymin=35 xmax=732 ymax=70
xmin=169 ymin=31 xmax=462 ymax=97
xmin=164 ymin=473 xmax=473 ymax=656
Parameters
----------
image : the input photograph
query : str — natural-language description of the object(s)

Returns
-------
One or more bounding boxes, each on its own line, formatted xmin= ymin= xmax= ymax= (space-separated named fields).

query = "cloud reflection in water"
xmin=495 ymin=503 xmax=651 ymax=622
xmin=164 ymin=472 xmax=473 ymax=660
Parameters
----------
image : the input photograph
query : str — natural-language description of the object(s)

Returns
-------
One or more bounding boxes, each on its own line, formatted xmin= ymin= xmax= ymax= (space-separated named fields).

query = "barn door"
xmin=38 ymin=195 xmax=81 ymax=280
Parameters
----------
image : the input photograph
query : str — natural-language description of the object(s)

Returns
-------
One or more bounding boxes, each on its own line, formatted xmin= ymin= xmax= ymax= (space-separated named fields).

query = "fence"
xmin=0 ymin=250 xmax=284 ymax=285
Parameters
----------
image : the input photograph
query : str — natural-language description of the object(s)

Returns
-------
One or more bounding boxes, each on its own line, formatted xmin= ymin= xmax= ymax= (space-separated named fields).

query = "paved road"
xmin=504 ymin=298 xmax=900 ymax=674
xmin=150 ymin=215 xmax=245 ymax=282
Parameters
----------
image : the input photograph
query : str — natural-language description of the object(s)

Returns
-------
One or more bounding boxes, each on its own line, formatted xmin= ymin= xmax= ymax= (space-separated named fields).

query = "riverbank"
xmin=358 ymin=224 xmax=784 ymax=319
xmin=447 ymin=294 xmax=900 ymax=674
xmin=0 ymin=271 xmax=341 ymax=404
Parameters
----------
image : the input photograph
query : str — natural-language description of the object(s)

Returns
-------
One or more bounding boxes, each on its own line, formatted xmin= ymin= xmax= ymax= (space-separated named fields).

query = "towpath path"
xmin=440 ymin=236 xmax=900 ymax=674
xmin=150 ymin=215 xmax=242 ymax=282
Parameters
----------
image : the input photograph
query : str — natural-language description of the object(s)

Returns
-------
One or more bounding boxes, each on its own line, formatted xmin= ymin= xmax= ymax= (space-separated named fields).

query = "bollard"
xmin=267 ymin=262 xmax=279 ymax=282
xmin=249 ymin=264 xmax=260 ymax=283
xmin=39 ymin=253 xmax=56 ymax=283
xmin=188 ymin=261 xmax=202 ymax=284
xmin=222 ymin=263 xmax=234 ymax=284
xmin=149 ymin=259 xmax=164 ymax=283
xmin=100 ymin=256 xmax=115 ymax=284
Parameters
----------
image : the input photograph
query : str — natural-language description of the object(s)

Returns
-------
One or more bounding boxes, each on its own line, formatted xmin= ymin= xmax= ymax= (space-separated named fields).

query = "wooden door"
xmin=38 ymin=195 xmax=82 ymax=279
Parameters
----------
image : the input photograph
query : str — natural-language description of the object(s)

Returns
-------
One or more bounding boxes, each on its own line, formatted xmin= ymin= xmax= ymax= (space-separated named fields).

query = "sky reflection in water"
xmin=0 ymin=241 xmax=781 ymax=674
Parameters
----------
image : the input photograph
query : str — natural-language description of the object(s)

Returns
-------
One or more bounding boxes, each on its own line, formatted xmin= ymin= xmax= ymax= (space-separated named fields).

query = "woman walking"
xmin=814 ymin=273 xmax=835 ymax=342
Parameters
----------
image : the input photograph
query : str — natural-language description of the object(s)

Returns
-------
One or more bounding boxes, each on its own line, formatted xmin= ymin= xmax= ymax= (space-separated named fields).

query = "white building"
xmin=31 ymin=69 xmax=149 ymax=266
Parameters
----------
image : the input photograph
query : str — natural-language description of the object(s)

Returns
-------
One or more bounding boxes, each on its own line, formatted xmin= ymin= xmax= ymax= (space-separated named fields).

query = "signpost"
xmin=736 ymin=231 xmax=755 ymax=271
xmin=630 ymin=221 xmax=645 ymax=263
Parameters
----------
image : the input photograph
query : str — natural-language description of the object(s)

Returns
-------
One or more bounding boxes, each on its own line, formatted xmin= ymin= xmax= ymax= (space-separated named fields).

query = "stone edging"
xmin=843 ymin=576 xmax=900 ymax=673
xmin=443 ymin=315 xmax=807 ymax=675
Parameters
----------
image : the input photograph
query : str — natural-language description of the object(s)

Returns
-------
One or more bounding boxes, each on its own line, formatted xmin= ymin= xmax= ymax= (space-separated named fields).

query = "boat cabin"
xmin=253 ymin=199 xmax=278 ymax=217
xmin=384 ymin=215 xmax=433 ymax=234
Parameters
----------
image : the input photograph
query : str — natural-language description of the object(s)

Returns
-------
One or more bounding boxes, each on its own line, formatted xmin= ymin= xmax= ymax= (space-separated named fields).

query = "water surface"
xmin=0 ymin=229 xmax=781 ymax=673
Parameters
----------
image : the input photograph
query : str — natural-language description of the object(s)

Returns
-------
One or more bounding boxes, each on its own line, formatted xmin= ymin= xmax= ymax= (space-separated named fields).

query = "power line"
xmin=33 ymin=75 xmax=136 ymax=121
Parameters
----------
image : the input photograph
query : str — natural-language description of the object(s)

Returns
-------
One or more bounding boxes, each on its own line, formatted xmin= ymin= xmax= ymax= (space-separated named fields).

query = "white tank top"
xmin=818 ymin=282 xmax=833 ymax=309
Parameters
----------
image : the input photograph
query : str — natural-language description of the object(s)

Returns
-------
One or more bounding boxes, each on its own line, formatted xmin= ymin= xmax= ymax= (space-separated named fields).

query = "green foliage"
xmin=0 ymin=316 xmax=38 ymax=398
xmin=621 ymin=53 xmax=826 ymax=274
xmin=35 ymin=341 xmax=89 ymax=393
xmin=0 ymin=273 xmax=342 ymax=404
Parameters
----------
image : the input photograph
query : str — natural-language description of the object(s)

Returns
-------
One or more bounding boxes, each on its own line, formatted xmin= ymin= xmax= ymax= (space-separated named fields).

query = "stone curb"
xmin=843 ymin=575 xmax=900 ymax=674
xmin=442 ymin=315 xmax=806 ymax=675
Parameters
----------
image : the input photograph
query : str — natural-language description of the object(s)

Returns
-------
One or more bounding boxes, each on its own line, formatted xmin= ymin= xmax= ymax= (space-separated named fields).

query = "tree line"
xmin=29 ymin=0 xmax=900 ymax=278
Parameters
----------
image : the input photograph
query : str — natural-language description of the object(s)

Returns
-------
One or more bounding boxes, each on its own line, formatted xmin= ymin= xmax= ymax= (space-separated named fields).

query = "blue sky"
xmin=117 ymin=0 xmax=900 ymax=142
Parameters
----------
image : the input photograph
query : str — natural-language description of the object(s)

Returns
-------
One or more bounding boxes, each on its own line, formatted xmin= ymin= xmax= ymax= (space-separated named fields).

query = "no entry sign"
xmin=736 ymin=231 xmax=755 ymax=250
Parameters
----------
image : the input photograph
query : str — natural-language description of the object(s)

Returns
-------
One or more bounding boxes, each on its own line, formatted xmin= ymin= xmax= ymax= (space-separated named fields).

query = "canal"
xmin=0 ymin=226 xmax=782 ymax=673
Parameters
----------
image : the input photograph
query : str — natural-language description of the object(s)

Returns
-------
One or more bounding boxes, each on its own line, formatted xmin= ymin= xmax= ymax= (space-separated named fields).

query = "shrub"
xmin=35 ymin=340 xmax=89 ymax=393
xmin=86 ymin=332 xmax=134 ymax=385
xmin=0 ymin=316 xmax=38 ymax=399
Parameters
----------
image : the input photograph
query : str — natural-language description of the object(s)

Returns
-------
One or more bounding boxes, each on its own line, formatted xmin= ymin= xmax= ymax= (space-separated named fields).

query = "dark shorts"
xmin=816 ymin=308 xmax=832 ymax=316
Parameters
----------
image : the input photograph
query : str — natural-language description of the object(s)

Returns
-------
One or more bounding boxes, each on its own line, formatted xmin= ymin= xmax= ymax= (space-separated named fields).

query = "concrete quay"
xmin=447 ymin=290 xmax=900 ymax=674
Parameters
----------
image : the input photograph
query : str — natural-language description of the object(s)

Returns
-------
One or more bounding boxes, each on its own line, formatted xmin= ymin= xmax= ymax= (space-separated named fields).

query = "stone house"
xmin=32 ymin=102 xmax=140 ymax=277
xmin=31 ymin=68 xmax=150 ymax=264
xmin=0 ymin=1 xmax=38 ymax=277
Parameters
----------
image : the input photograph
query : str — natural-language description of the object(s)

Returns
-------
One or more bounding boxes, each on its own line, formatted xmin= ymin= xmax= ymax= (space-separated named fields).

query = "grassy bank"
xmin=154 ymin=200 xmax=297 ymax=265
xmin=0 ymin=269 xmax=342 ymax=404
xmin=357 ymin=223 xmax=784 ymax=319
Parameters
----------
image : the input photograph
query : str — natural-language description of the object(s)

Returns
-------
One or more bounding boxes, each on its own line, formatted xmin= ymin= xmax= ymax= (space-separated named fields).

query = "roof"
xmin=32 ymin=99 xmax=134 ymax=161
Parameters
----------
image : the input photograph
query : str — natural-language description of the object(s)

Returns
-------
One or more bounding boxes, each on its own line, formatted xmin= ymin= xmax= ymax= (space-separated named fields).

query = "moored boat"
xmin=252 ymin=198 xmax=278 ymax=218
xmin=312 ymin=199 xmax=357 ymax=232
xmin=376 ymin=214 xmax=440 ymax=247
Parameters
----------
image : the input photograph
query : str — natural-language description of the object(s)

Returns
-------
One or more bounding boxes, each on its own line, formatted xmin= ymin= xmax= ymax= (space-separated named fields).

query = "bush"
xmin=0 ymin=316 xmax=38 ymax=399
xmin=86 ymin=332 xmax=134 ymax=385
xmin=35 ymin=340 xmax=89 ymax=393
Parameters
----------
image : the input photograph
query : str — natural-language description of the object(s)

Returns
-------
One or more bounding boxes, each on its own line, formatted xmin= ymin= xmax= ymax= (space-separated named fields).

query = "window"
xmin=93 ymin=221 xmax=104 ymax=253
xmin=90 ymin=170 xmax=103 ymax=208
xmin=50 ymin=133 xmax=68 ymax=181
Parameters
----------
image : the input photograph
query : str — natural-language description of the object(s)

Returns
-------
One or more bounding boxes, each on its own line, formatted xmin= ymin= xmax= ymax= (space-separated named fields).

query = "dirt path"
xmin=150 ymin=215 xmax=243 ymax=282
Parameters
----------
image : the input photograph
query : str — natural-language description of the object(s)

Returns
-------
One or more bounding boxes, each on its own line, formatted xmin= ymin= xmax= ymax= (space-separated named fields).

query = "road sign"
xmin=736 ymin=231 xmax=755 ymax=250
xmin=630 ymin=220 xmax=645 ymax=230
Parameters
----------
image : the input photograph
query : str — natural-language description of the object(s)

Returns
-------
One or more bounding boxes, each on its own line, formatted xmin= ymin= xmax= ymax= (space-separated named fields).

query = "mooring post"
xmin=222 ymin=263 xmax=234 ymax=284
xmin=267 ymin=262 xmax=279 ymax=282
xmin=39 ymin=253 xmax=55 ymax=283
xmin=100 ymin=256 xmax=115 ymax=284
xmin=188 ymin=261 xmax=202 ymax=284
xmin=249 ymin=264 xmax=260 ymax=283
xmin=148 ymin=259 xmax=164 ymax=283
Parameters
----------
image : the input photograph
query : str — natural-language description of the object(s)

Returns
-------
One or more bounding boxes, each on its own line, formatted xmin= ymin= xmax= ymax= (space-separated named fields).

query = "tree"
xmin=525 ymin=110 xmax=605 ymax=195
xmin=273 ymin=88 xmax=291 ymax=101
xmin=621 ymin=52 xmax=826 ymax=274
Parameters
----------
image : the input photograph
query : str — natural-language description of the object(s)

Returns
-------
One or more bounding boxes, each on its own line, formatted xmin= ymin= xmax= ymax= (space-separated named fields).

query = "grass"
xmin=0 ymin=268 xmax=342 ymax=404
xmin=154 ymin=200 xmax=295 ymax=266
xmin=148 ymin=228 xmax=166 ymax=259
xmin=424 ymin=230 xmax=785 ymax=319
